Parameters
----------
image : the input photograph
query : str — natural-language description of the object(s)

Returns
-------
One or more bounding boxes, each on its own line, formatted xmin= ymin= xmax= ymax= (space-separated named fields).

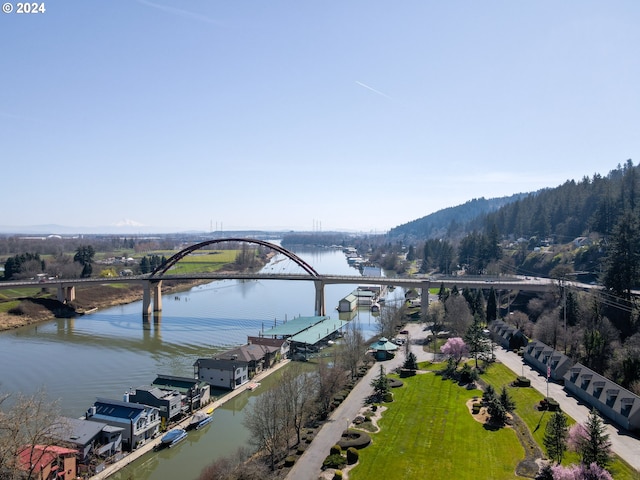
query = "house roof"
xmin=91 ymin=398 xmax=156 ymax=422
xmin=217 ymin=343 xmax=280 ymax=363
xmin=263 ymin=316 xmax=329 ymax=336
xmin=152 ymin=374 xmax=204 ymax=394
xmin=18 ymin=445 xmax=77 ymax=472
xmin=194 ymin=358 xmax=248 ymax=370
xmin=289 ymin=318 xmax=349 ymax=346
xmin=48 ymin=417 xmax=111 ymax=447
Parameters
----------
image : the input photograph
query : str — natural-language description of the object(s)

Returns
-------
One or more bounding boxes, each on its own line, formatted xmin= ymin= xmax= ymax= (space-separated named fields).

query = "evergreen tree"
xmin=486 ymin=287 xmax=498 ymax=322
xmin=370 ymin=365 xmax=390 ymax=402
xmin=570 ymin=408 xmax=612 ymax=468
xmin=543 ymin=411 xmax=569 ymax=464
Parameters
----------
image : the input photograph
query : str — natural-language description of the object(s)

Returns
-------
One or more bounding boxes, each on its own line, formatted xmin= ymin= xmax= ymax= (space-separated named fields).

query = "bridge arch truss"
xmin=149 ymin=238 xmax=320 ymax=278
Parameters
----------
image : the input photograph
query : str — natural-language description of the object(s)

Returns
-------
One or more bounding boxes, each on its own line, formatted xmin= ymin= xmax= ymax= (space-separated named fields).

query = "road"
xmin=287 ymin=325 xmax=640 ymax=479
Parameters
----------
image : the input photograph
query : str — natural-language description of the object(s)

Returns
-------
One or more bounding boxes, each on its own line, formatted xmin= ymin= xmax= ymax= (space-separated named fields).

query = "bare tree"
xmin=337 ymin=322 xmax=367 ymax=380
xmin=279 ymin=366 xmax=316 ymax=446
xmin=444 ymin=295 xmax=473 ymax=335
xmin=242 ymin=388 xmax=290 ymax=471
xmin=377 ymin=302 xmax=404 ymax=339
xmin=0 ymin=389 xmax=64 ymax=480
xmin=315 ymin=360 xmax=347 ymax=419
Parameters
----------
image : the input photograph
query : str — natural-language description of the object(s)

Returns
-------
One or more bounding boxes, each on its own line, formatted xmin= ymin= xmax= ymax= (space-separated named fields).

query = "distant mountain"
xmin=388 ymin=193 xmax=530 ymax=240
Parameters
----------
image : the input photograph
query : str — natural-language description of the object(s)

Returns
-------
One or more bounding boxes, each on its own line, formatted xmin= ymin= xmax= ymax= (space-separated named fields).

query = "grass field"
xmin=348 ymin=372 xmax=524 ymax=480
xmin=348 ymin=362 xmax=639 ymax=480
xmin=158 ymin=250 xmax=239 ymax=275
xmin=481 ymin=362 xmax=639 ymax=480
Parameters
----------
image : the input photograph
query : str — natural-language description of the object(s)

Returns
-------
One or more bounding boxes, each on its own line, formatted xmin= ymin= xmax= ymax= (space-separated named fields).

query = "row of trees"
xmin=3 ymin=246 xmax=96 ymax=280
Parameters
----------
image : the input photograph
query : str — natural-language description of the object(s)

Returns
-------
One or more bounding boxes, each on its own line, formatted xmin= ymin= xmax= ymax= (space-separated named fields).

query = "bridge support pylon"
xmin=420 ymin=281 xmax=430 ymax=319
xmin=143 ymin=280 xmax=163 ymax=317
xmin=314 ymin=280 xmax=326 ymax=317
xmin=57 ymin=285 xmax=76 ymax=304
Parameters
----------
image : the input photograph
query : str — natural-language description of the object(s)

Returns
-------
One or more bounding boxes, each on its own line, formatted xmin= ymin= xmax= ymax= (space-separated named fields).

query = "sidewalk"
xmin=91 ymin=359 xmax=291 ymax=480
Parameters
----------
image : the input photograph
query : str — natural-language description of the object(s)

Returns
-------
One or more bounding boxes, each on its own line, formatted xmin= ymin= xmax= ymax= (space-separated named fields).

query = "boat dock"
xmin=90 ymin=358 xmax=291 ymax=480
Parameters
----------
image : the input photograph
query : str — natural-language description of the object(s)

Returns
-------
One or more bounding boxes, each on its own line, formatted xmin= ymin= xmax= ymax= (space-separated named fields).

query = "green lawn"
xmin=481 ymin=362 xmax=639 ymax=480
xmin=349 ymin=372 xmax=524 ymax=480
xmin=348 ymin=363 xmax=639 ymax=480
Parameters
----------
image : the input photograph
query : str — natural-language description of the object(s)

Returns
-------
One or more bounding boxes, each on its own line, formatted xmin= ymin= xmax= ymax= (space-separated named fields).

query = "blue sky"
xmin=2 ymin=1 xmax=639 ymax=233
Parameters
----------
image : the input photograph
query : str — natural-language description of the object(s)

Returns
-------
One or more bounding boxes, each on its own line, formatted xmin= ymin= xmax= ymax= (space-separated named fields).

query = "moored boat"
xmin=160 ymin=428 xmax=187 ymax=448
xmin=189 ymin=411 xmax=213 ymax=430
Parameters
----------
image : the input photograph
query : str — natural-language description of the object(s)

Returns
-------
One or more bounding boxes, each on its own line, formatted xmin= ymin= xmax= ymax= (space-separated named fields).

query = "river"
xmin=0 ymin=245 xmax=404 ymax=479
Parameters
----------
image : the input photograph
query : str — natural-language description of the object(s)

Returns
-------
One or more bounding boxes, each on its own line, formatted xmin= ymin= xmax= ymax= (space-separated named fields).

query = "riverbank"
xmin=0 ymin=280 xmax=202 ymax=332
xmin=91 ymin=358 xmax=292 ymax=480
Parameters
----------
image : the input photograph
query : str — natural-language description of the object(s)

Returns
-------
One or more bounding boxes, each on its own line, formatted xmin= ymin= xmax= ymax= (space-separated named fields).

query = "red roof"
xmin=17 ymin=445 xmax=77 ymax=472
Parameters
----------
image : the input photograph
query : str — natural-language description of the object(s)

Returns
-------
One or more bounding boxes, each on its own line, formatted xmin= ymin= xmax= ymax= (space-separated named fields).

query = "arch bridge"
xmin=143 ymin=238 xmax=325 ymax=316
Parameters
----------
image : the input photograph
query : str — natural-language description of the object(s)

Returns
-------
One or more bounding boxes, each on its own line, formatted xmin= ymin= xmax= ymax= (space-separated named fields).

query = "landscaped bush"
xmin=515 ymin=376 xmax=531 ymax=387
xmin=323 ymin=454 xmax=347 ymax=469
xmin=337 ymin=429 xmax=372 ymax=449
xmin=383 ymin=392 xmax=393 ymax=402
xmin=284 ymin=456 xmax=296 ymax=467
xmin=296 ymin=445 xmax=306 ymax=455
xmin=330 ymin=444 xmax=342 ymax=456
xmin=333 ymin=470 xmax=343 ymax=480
xmin=346 ymin=447 xmax=359 ymax=465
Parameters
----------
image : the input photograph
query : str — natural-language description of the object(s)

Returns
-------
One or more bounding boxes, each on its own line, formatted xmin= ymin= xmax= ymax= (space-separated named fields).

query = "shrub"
xmin=516 ymin=376 xmax=531 ymax=387
xmin=337 ymin=430 xmax=372 ymax=449
xmin=383 ymin=392 xmax=393 ymax=402
xmin=333 ymin=470 xmax=343 ymax=480
xmin=330 ymin=444 xmax=342 ymax=456
xmin=323 ymin=454 xmax=347 ymax=469
xmin=284 ymin=456 xmax=296 ymax=467
xmin=296 ymin=445 xmax=306 ymax=455
xmin=346 ymin=447 xmax=359 ymax=465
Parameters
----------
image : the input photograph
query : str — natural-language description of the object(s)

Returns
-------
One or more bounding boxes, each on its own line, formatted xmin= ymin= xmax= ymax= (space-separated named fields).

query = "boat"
xmin=189 ymin=411 xmax=213 ymax=430
xmin=370 ymin=302 xmax=380 ymax=313
xmin=206 ymin=407 xmax=215 ymax=415
xmin=160 ymin=428 xmax=187 ymax=448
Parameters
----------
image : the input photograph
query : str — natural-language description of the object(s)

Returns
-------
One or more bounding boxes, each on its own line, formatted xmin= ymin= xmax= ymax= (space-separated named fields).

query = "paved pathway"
xmin=288 ymin=326 xmax=640 ymax=479
xmin=286 ymin=323 xmax=432 ymax=480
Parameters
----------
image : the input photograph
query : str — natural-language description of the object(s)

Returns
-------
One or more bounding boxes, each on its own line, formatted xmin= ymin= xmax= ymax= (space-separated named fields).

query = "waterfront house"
xmin=217 ymin=343 xmax=280 ymax=378
xmin=127 ymin=386 xmax=183 ymax=423
xmin=85 ymin=398 xmax=160 ymax=451
xmin=247 ymin=336 xmax=289 ymax=358
xmin=523 ymin=340 xmax=573 ymax=381
xmin=563 ymin=363 xmax=640 ymax=432
xmin=193 ymin=357 xmax=249 ymax=390
xmin=17 ymin=444 xmax=78 ymax=480
xmin=47 ymin=416 xmax=123 ymax=471
xmin=151 ymin=374 xmax=211 ymax=413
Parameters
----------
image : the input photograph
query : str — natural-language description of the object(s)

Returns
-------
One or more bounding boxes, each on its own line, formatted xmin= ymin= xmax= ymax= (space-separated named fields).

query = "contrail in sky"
xmin=136 ymin=0 xmax=220 ymax=26
xmin=355 ymin=81 xmax=392 ymax=99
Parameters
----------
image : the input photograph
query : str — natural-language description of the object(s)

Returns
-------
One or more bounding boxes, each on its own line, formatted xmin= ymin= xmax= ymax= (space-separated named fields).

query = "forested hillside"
xmin=478 ymin=160 xmax=638 ymax=242
xmin=389 ymin=194 xmax=528 ymax=240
